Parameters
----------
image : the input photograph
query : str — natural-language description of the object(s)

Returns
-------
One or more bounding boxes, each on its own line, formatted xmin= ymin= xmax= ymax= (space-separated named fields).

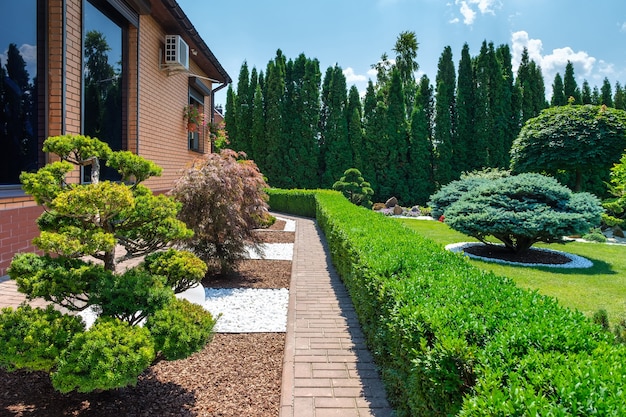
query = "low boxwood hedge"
xmin=269 ymin=189 xmax=626 ymax=416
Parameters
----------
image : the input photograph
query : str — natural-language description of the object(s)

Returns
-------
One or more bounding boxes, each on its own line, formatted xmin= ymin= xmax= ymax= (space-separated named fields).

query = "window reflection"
xmin=83 ymin=0 xmax=123 ymax=182
xmin=0 ymin=1 xmax=39 ymax=185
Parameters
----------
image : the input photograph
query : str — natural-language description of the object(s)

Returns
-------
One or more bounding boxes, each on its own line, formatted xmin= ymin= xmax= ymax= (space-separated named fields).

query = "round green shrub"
xmin=0 ymin=305 xmax=84 ymax=372
xmin=51 ymin=317 xmax=155 ymax=393
xmin=143 ymin=249 xmax=207 ymax=293
xmin=145 ymin=298 xmax=216 ymax=361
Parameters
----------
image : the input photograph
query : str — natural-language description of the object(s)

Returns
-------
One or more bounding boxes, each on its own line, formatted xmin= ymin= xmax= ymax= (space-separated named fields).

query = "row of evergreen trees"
xmin=223 ymin=32 xmax=623 ymax=205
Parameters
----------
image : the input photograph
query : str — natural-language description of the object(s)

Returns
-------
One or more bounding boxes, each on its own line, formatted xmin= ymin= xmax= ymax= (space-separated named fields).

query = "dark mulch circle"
xmin=463 ymin=244 xmax=572 ymax=265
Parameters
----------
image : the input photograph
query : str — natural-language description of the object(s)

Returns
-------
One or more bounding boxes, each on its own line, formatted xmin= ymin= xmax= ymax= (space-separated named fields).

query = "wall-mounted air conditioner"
xmin=164 ymin=35 xmax=189 ymax=70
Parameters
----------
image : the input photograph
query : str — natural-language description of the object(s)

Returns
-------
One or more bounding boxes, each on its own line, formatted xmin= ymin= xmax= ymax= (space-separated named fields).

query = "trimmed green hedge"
xmin=271 ymin=189 xmax=626 ymax=416
xmin=266 ymin=188 xmax=317 ymax=218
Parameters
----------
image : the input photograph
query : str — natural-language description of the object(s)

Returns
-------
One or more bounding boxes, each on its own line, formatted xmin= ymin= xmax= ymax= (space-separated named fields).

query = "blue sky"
xmin=178 ymin=0 xmax=626 ymax=106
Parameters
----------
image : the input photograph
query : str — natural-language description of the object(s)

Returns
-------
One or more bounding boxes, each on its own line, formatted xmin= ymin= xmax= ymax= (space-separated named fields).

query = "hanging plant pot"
xmin=187 ymin=122 xmax=198 ymax=132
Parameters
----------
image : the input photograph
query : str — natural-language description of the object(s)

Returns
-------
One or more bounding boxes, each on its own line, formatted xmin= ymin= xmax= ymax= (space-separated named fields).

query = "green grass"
xmin=397 ymin=218 xmax=626 ymax=325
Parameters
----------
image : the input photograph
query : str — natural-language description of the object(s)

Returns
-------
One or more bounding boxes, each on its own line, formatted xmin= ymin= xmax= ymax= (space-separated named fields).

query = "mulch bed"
xmin=0 ymin=228 xmax=295 ymax=417
xmin=463 ymin=244 xmax=572 ymax=265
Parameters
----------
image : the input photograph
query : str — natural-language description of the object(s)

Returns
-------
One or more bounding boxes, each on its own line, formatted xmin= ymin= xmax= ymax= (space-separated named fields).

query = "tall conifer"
xmin=563 ymin=61 xmax=581 ymax=104
xmin=380 ymin=69 xmax=410 ymax=202
xmin=551 ymin=73 xmax=566 ymax=106
xmin=434 ymin=46 xmax=456 ymax=185
xmin=456 ymin=43 xmax=475 ymax=173
xmin=601 ymin=77 xmax=614 ymax=107
xmin=408 ymin=103 xmax=435 ymax=204
xmin=581 ymin=80 xmax=592 ymax=104
xmin=263 ymin=50 xmax=287 ymax=186
xmin=320 ymin=65 xmax=351 ymax=187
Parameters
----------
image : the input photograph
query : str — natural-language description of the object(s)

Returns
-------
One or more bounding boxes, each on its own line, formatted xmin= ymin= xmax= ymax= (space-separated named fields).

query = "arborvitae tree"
xmin=615 ymin=82 xmax=626 ymax=110
xmin=495 ymin=43 xmax=519 ymax=168
xmin=516 ymin=48 xmax=535 ymax=123
xmin=407 ymin=102 xmax=435 ymax=204
xmin=434 ymin=45 xmax=456 ymax=186
xmin=347 ymin=85 xmax=364 ymax=171
xmin=320 ymin=65 xmax=351 ymax=187
xmin=592 ymin=86 xmax=601 ymax=105
xmin=455 ymin=43 xmax=475 ymax=173
xmin=232 ymin=62 xmax=252 ymax=154
xmin=563 ymin=61 xmax=581 ymax=104
xmin=224 ymin=85 xmax=237 ymax=148
xmin=250 ymin=83 xmax=265 ymax=166
xmin=263 ymin=50 xmax=287 ymax=186
xmin=551 ymin=73 xmax=566 ymax=106
xmin=282 ymin=54 xmax=321 ymax=188
xmin=417 ymin=74 xmax=435 ymax=141
xmin=379 ymin=69 xmax=410 ymax=202
xmin=530 ymin=61 xmax=547 ymax=113
xmin=473 ymin=41 xmax=494 ymax=169
xmin=601 ymin=77 xmax=614 ymax=107
xmin=392 ymin=30 xmax=419 ymax=117
xmin=359 ymin=80 xmax=379 ymax=193
xmin=581 ymin=80 xmax=592 ymax=104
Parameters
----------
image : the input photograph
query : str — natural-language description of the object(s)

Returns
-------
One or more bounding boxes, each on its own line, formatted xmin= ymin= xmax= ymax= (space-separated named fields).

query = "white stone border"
xmin=445 ymin=242 xmax=593 ymax=269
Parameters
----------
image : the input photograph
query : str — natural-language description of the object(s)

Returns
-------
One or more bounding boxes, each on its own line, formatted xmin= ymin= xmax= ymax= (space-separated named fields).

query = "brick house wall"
xmin=0 ymin=0 xmax=229 ymax=276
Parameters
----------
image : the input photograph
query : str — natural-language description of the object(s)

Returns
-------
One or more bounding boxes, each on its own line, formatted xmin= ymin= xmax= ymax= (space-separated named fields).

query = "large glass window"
xmin=83 ymin=0 xmax=124 ymax=182
xmin=0 ymin=1 xmax=41 ymax=186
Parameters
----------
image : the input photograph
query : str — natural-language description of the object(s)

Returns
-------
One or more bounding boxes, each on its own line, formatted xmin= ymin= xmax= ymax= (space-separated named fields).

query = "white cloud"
xmin=511 ymin=30 xmax=602 ymax=97
xmin=472 ymin=0 xmax=500 ymax=14
xmin=621 ymin=22 xmax=626 ymax=32
xmin=453 ymin=0 xmax=500 ymax=25
xmin=449 ymin=17 xmax=460 ymax=24
xmin=458 ymin=1 xmax=476 ymax=25
xmin=343 ymin=67 xmax=367 ymax=84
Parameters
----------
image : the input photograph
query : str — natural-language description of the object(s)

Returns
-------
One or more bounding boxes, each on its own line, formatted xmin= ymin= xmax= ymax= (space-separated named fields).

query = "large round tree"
xmin=510 ymin=105 xmax=626 ymax=192
xmin=444 ymin=173 xmax=603 ymax=254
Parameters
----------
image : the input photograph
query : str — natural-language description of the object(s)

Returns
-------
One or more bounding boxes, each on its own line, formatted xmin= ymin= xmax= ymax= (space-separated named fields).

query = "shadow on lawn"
xmin=0 ymin=368 xmax=197 ymax=417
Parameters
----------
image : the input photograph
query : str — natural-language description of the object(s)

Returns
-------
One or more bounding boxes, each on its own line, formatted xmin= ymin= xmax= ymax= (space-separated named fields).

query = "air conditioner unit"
xmin=164 ymin=35 xmax=189 ymax=70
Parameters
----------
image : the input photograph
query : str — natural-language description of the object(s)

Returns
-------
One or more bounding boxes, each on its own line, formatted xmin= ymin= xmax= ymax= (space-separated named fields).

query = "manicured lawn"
xmin=397 ymin=218 xmax=626 ymax=325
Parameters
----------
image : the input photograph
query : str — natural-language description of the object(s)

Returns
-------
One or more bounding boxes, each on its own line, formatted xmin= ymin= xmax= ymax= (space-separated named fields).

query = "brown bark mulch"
xmin=0 ymin=228 xmax=294 ymax=417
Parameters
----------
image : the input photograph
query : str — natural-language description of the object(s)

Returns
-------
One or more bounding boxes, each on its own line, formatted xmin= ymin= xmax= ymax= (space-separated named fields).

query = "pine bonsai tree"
xmin=332 ymin=168 xmax=374 ymax=207
xmin=2 ymin=135 xmax=215 ymax=393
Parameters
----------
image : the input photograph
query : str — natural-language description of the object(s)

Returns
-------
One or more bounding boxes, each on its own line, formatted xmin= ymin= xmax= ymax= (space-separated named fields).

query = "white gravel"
xmin=446 ymin=242 xmax=593 ymax=269
xmin=203 ymin=288 xmax=289 ymax=333
xmin=245 ymin=243 xmax=294 ymax=260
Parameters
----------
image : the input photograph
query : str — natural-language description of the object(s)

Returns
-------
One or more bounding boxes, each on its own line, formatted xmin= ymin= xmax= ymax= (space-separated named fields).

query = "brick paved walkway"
xmin=279 ymin=215 xmax=393 ymax=417
xmin=0 ymin=215 xmax=394 ymax=416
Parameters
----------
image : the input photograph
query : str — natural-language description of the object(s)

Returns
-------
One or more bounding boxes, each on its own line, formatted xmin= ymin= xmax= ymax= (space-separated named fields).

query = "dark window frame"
xmin=0 ymin=0 xmax=46 ymax=192
xmin=188 ymin=85 xmax=206 ymax=153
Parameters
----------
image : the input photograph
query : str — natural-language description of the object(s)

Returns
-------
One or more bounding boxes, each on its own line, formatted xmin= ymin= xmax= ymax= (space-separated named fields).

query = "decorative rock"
xmin=372 ymin=202 xmax=386 ymax=211
xmin=385 ymin=196 xmax=398 ymax=208
xmin=613 ymin=225 xmax=625 ymax=238
xmin=410 ymin=205 xmax=420 ymax=213
xmin=393 ymin=205 xmax=403 ymax=215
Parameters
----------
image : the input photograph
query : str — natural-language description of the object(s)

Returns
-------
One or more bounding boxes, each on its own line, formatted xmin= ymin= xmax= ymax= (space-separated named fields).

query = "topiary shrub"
xmin=1 ymin=134 xmax=214 ymax=393
xmin=332 ymin=168 xmax=374 ymax=207
xmin=444 ymin=172 xmax=604 ymax=253
xmin=143 ymin=249 xmax=208 ymax=293
xmin=0 ymin=305 xmax=84 ymax=372
xmin=170 ymin=149 xmax=272 ymax=273
xmin=51 ymin=317 xmax=155 ymax=393
xmin=145 ymin=298 xmax=217 ymax=361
